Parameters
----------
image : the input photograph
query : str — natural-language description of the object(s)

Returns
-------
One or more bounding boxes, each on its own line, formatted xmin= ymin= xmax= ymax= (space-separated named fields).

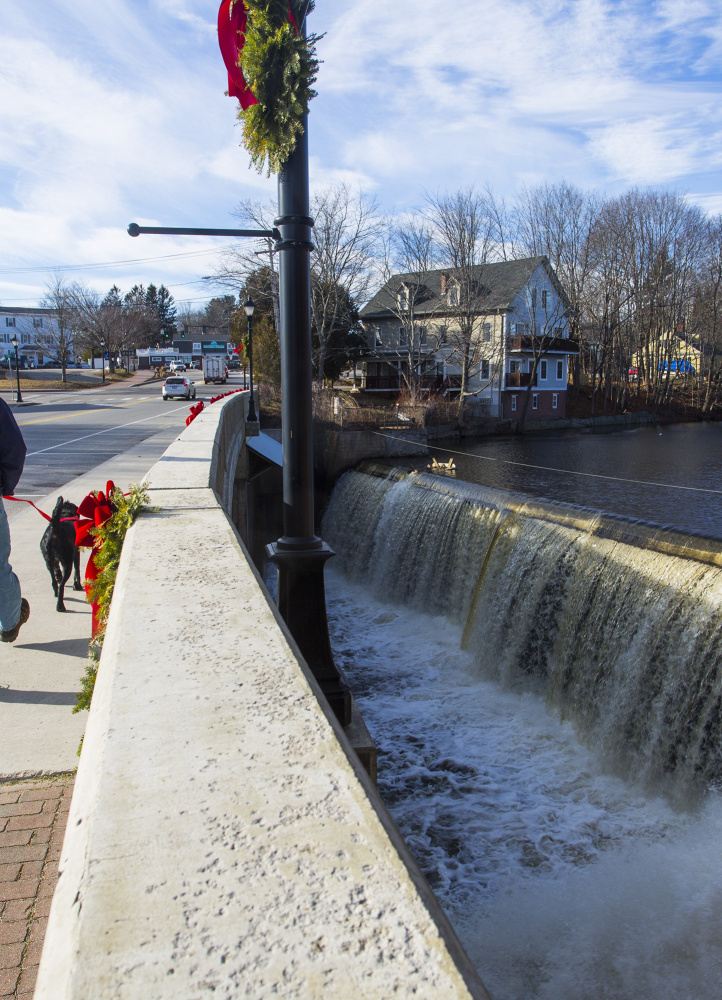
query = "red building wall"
xmin=503 ymin=389 xmax=567 ymax=420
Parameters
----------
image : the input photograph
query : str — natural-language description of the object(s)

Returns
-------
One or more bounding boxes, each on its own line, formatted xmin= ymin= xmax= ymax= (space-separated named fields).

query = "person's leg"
xmin=0 ymin=499 xmax=22 ymax=631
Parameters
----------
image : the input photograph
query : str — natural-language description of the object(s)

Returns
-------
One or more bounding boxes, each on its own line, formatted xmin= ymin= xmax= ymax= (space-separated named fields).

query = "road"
xmin=3 ymin=370 xmax=247 ymax=504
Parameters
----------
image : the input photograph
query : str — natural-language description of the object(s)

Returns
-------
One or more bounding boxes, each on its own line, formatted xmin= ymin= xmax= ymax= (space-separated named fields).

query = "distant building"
xmin=0 ymin=306 xmax=65 ymax=367
xmin=135 ymin=329 xmax=231 ymax=370
xmin=359 ymin=256 xmax=578 ymax=419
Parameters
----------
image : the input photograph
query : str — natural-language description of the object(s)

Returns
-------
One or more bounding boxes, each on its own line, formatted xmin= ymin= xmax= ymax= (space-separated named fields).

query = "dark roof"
xmin=360 ymin=256 xmax=568 ymax=319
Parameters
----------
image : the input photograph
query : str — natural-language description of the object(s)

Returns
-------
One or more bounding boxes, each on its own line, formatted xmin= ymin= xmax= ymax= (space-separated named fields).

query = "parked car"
xmin=42 ymin=360 xmax=63 ymax=369
xmin=168 ymin=360 xmax=186 ymax=372
xmin=76 ymin=361 xmax=91 ymax=369
xmin=162 ymin=376 xmax=196 ymax=400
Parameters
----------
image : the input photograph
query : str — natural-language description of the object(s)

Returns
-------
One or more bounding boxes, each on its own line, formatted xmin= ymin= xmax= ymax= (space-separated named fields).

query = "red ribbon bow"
xmin=217 ymin=0 xmax=258 ymax=109
xmin=217 ymin=1 xmax=300 ymax=108
xmin=75 ymin=481 xmax=116 ymax=636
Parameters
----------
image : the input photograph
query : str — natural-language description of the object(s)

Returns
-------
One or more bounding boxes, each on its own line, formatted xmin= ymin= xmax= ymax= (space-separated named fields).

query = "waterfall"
xmin=322 ymin=463 xmax=722 ymax=792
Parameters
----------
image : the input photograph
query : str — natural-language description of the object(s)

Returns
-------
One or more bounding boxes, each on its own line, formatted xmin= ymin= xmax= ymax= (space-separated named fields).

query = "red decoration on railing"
xmin=217 ymin=0 xmax=258 ymax=109
xmin=186 ymin=400 xmax=205 ymax=426
xmin=185 ymin=389 xmax=246 ymax=426
xmin=75 ymin=481 xmax=116 ymax=636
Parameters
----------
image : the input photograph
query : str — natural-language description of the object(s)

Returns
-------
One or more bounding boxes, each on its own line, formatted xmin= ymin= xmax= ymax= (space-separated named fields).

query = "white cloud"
xmin=1 ymin=0 xmax=721 ymax=304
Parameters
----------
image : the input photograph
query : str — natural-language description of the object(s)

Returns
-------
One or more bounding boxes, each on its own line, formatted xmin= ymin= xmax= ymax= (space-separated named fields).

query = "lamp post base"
xmin=266 ymin=539 xmax=352 ymax=727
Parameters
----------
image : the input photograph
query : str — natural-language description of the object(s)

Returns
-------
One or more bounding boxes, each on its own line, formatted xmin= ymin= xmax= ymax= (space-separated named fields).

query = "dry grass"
xmin=2 ymin=370 xmax=135 ymax=392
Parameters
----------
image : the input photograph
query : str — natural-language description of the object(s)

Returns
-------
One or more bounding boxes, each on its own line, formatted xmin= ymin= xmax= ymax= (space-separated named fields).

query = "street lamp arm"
xmin=127 ymin=223 xmax=279 ymax=240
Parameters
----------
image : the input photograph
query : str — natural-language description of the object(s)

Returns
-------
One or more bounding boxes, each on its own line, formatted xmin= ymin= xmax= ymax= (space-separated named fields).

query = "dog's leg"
xmin=73 ymin=547 xmax=83 ymax=591
xmin=55 ymin=560 xmax=71 ymax=612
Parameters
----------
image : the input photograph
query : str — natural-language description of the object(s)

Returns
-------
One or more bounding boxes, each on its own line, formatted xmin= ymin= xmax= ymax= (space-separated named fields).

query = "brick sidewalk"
xmin=0 ymin=778 xmax=74 ymax=998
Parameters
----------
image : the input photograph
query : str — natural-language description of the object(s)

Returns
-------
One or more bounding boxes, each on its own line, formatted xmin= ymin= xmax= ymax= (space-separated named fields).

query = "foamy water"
xmin=326 ymin=569 xmax=722 ymax=999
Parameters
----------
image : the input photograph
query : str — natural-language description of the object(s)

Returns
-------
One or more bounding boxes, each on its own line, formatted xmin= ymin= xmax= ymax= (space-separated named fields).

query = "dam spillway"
xmin=321 ymin=463 xmax=722 ymax=998
xmin=322 ymin=463 xmax=722 ymax=792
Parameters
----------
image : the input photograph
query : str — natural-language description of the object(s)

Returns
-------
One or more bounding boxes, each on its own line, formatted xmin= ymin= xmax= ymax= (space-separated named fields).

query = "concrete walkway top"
xmin=0 ymin=426 xmax=182 ymax=781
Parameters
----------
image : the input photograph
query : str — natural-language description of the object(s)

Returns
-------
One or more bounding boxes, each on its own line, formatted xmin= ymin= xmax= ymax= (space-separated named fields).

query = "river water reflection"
xmin=427 ymin=420 xmax=722 ymax=539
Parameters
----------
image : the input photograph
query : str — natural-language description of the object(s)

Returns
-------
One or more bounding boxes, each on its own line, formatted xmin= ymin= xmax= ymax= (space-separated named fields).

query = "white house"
xmin=359 ymin=256 xmax=578 ymax=419
xmin=0 ymin=306 xmax=65 ymax=367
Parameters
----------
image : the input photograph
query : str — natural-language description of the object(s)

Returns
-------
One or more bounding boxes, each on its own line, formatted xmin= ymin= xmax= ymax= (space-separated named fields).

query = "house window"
xmin=531 ymin=288 xmax=537 ymax=310
xmin=482 ymin=322 xmax=491 ymax=343
xmin=33 ymin=317 xmax=43 ymax=328
xmin=398 ymin=287 xmax=409 ymax=311
xmin=438 ymin=325 xmax=448 ymax=344
xmin=557 ymin=360 xmax=563 ymax=380
xmin=540 ymin=360 xmax=547 ymax=380
xmin=448 ymin=285 xmax=459 ymax=307
xmin=418 ymin=325 xmax=428 ymax=346
xmin=399 ymin=327 xmax=408 ymax=347
xmin=552 ymin=393 xmax=558 ymax=409
xmin=532 ymin=393 xmax=538 ymax=410
xmin=481 ymin=359 xmax=490 ymax=380
xmin=5 ymin=317 xmax=15 ymax=327
xmin=542 ymin=290 xmax=548 ymax=310
xmin=513 ymin=322 xmax=529 ymax=336
xmin=509 ymin=360 xmax=521 ymax=374
xmin=511 ymin=395 xmax=517 ymax=412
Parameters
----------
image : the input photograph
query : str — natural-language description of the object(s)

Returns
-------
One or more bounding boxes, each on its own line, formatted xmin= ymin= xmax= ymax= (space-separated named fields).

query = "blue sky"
xmin=1 ymin=0 xmax=721 ymax=309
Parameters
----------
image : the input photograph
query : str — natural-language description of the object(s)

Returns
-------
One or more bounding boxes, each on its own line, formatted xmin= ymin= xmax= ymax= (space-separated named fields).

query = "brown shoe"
xmin=1 ymin=598 xmax=30 ymax=643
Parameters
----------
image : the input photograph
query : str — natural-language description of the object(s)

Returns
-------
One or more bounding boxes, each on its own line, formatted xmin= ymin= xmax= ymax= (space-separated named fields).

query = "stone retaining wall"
xmin=35 ymin=391 xmax=489 ymax=999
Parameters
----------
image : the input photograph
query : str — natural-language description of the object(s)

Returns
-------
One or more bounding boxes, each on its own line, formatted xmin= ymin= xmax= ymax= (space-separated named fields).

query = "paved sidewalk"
xmin=1 ymin=427 xmax=179 ymax=996
xmin=0 ymin=778 xmax=72 ymax=998
xmin=2 ymin=426 xmax=180 ymax=779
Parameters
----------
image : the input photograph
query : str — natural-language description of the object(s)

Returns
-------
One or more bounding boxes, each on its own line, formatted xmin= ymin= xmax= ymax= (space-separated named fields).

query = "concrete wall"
xmin=35 ymin=391 xmax=489 ymax=999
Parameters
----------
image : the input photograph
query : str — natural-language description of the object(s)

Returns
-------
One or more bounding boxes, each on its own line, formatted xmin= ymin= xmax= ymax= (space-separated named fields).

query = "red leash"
xmin=2 ymin=496 xmax=79 ymax=524
xmin=2 ymin=496 xmax=52 ymax=522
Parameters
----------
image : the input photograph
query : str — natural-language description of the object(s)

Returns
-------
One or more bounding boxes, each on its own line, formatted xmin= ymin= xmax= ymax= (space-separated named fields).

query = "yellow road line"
xmin=17 ymin=399 xmax=149 ymax=427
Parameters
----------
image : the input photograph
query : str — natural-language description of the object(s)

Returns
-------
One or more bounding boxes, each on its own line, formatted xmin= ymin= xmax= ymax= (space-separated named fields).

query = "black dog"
xmin=40 ymin=497 xmax=83 ymax=612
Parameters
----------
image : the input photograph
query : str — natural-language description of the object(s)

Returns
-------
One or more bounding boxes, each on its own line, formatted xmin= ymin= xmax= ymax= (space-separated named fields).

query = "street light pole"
xmin=266 ymin=89 xmax=352 ymax=726
xmin=100 ymin=340 xmax=106 ymax=385
xmin=243 ymin=297 xmax=258 ymax=422
xmin=10 ymin=336 xmax=22 ymax=403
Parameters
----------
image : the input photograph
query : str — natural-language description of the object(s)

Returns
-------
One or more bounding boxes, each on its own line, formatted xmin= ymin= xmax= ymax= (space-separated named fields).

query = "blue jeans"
xmin=0 ymin=499 xmax=22 ymax=631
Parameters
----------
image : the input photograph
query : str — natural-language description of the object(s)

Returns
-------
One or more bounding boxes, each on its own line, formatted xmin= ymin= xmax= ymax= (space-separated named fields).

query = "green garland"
xmin=74 ymin=482 xmax=151 ymax=714
xmin=238 ymin=0 xmax=321 ymax=175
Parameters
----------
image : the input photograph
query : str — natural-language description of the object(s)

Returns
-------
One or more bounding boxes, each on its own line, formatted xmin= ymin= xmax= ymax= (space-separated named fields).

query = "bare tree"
xmin=372 ymin=216 xmax=439 ymax=401
xmin=427 ymin=186 xmax=502 ymax=420
xmin=691 ymin=216 xmax=722 ymax=413
xmin=39 ymin=275 xmax=77 ymax=383
xmin=309 ymin=185 xmax=380 ymax=386
xmin=514 ymin=182 xmax=600 ymax=391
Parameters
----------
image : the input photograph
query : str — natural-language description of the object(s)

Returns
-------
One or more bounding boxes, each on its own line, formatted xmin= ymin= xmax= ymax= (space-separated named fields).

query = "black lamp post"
xmin=10 ymin=335 xmax=22 ymax=403
xmin=100 ymin=340 xmax=106 ymax=384
xmin=244 ymin=296 xmax=257 ymax=422
xmin=124 ymin=4 xmax=350 ymax=725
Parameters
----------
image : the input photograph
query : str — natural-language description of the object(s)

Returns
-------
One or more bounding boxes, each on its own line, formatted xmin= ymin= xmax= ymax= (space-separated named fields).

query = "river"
xmin=427 ymin=420 xmax=722 ymax=539
xmin=321 ymin=422 xmax=722 ymax=999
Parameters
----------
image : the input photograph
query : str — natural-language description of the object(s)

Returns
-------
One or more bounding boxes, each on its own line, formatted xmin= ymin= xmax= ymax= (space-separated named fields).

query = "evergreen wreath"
xmin=74 ymin=482 xmax=151 ymax=713
xmin=234 ymin=0 xmax=321 ymax=175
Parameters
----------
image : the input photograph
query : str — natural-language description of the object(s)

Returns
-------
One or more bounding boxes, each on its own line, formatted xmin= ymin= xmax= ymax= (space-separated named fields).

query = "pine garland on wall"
xmin=218 ymin=0 xmax=321 ymax=175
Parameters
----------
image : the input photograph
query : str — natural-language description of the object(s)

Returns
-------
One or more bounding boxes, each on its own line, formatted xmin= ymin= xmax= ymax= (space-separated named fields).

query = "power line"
xmin=0 ymin=246 xmax=235 ymax=276
xmin=371 ymin=430 xmax=722 ymax=496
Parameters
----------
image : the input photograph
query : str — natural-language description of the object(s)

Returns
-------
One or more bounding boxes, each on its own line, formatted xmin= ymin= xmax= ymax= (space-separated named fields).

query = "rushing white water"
xmin=321 ymin=465 xmax=722 ymax=999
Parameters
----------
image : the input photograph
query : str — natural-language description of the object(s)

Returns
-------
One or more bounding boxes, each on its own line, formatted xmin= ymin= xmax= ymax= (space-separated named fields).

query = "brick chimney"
xmin=440 ymin=272 xmax=447 ymax=294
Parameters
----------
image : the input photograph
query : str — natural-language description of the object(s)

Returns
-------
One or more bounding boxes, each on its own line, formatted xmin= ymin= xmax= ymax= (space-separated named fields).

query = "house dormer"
xmin=396 ymin=284 xmax=410 ymax=312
